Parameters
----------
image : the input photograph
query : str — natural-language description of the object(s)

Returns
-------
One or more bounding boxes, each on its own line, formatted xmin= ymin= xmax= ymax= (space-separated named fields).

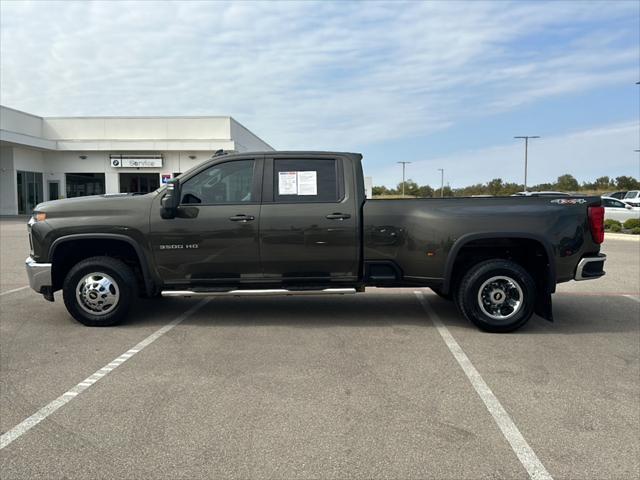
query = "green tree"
xmin=501 ymin=182 xmax=522 ymax=195
xmin=486 ymin=178 xmax=504 ymax=196
xmin=555 ymin=174 xmax=579 ymax=192
xmin=594 ymin=176 xmax=613 ymax=190
xmin=396 ymin=179 xmax=420 ymax=196
xmin=372 ymin=185 xmax=391 ymax=196
xmin=615 ymin=176 xmax=640 ymax=190
xmin=417 ymin=185 xmax=434 ymax=197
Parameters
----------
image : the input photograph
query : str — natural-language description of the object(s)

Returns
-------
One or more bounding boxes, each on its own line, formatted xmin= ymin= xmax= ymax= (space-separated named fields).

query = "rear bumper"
xmin=25 ymin=256 xmax=52 ymax=293
xmin=574 ymin=254 xmax=606 ymax=281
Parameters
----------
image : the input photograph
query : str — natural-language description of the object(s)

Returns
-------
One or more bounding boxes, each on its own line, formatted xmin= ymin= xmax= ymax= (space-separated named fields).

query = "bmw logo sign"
xmin=112 ymin=159 xmax=120 ymax=167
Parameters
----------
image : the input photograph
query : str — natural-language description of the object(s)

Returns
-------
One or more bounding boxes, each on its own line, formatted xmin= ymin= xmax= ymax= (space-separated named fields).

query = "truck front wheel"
xmin=62 ymin=256 xmax=136 ymax=326
xmin=457 ymin=259 xmax=535 ymax=333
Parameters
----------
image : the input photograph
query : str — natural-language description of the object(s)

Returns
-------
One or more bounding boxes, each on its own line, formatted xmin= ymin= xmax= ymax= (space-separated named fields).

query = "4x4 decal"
xmin=550 ymin=198 xmax=587 ymax=205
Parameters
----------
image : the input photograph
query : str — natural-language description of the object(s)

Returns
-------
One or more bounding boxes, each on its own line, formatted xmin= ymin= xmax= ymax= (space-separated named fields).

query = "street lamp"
xmin=397 ymin=161 xmax=411 ymax=196
xmin=514 ymin=136 xmax=540 ymax=191
xmin=437 ymin=168 xmax=444 ymax=197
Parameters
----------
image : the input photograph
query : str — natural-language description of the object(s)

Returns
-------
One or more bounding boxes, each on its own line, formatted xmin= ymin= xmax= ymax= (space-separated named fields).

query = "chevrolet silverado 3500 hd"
xmin=26 ymin=151 xmax=606 ymax=332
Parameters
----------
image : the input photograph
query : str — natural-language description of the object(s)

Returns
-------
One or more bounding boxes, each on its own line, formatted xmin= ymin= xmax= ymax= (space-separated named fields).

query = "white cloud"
xmin=367 ymin=121 xmax=640 ymax=188
xmin=0 ymin=0 xmax=638 ymax=150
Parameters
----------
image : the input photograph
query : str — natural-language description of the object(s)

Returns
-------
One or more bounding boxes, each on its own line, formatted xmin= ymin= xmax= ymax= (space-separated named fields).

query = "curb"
xmin=605 ymin=232 xmax=640 ymax=242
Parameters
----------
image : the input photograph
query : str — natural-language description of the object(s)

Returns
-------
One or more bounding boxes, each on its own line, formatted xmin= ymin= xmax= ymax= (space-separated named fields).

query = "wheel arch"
xmin=49 ymin=234 xmax=155 ymax=296
xmin=443 ymin=232 xmax=556 ymax=296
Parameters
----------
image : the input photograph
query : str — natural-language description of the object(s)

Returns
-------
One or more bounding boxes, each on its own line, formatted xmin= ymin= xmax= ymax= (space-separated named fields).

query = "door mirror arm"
xmin=160 ymin=180 xmax=180 ymax=219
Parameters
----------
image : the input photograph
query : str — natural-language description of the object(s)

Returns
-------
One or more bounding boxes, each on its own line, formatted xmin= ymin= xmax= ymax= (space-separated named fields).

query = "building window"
xmin=119 ymin=173 xmax=160 ymax=194
xmin=16 ymin=170 xmax=43 ymax=214
xmin=66 ymin=173 xmax=105 ymax=198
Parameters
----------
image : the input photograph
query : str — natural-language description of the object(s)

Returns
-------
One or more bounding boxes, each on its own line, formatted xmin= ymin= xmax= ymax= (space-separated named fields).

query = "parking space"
xmin=1 ymin=218 xmax=638 ymax=479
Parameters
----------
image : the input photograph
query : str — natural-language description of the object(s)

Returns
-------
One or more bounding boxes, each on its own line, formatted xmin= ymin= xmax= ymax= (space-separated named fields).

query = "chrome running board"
xmin=161 ymin=288 xmax=357 ymax=298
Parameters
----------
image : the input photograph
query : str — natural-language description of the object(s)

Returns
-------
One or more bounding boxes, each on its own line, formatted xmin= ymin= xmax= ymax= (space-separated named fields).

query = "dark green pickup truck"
xmin=26 ymin=151 xmax=606 ymax=332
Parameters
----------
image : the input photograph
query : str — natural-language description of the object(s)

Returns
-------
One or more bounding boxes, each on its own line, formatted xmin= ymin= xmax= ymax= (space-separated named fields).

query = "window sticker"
xmin=278 ymin=171 xmax=298 ymax=195
xmin=297 ymin=171 xmax=317 ymax=195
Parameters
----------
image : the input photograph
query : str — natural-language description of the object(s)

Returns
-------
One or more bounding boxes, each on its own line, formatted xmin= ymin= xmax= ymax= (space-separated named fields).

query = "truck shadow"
xmin=124 ymin=291 xmax=639 ymax=335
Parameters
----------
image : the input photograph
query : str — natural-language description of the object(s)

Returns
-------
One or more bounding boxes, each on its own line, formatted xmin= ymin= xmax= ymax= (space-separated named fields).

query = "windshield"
xmin=624 ymin=191 xmax=639 ymax=199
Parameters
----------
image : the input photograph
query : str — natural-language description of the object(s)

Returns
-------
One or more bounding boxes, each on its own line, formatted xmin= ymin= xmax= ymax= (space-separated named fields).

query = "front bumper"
xmin=25 ymin=256 xmax=52 ymax=293
xmin=574 ymin=253 xmax=606 ymax=281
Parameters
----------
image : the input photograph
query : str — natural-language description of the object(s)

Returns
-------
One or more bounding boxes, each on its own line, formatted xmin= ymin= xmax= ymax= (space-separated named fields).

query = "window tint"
xmin=274 ymin=159 xmax=339 ymax=203
xmin=181 ymin=160 xmax=255 ymax=204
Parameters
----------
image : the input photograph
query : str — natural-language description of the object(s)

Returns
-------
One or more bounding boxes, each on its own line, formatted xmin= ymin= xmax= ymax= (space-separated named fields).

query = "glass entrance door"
xmin=119 ymin=173 xmax=160 ymax=194
xmin=16 ymin=171 xmax=44 ymax=214
xmin=48 ymin=181 xmax=60 ymax=201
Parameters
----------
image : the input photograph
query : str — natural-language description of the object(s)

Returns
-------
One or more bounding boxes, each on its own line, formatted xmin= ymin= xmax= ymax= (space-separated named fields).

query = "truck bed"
xmin=363 ymin=196 xmax=602 ymax=286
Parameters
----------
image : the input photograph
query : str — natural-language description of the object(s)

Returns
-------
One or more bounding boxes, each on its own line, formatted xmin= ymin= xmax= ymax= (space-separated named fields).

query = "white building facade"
xmin=0 ymin=105 xmax=273 ymax=215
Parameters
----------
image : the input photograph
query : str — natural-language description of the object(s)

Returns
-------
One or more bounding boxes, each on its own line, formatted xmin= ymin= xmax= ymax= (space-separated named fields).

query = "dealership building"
xmin=0 ymin=105 xmax=273 ymax=215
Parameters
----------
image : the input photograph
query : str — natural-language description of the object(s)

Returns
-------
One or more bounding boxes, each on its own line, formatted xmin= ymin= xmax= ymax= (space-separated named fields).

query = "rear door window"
xmin=273 ymin=159 xmax=341 ymax=203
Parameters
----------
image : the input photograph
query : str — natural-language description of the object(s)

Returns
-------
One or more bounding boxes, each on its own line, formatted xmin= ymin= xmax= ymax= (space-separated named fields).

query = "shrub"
xmin=631 ymin=227 xmax=640 ymax=235
xmin=604 ymin=219 xmax=622 ymax=230
xmin=623 ymin=218 xmax=640 ymax=230
xmin=609 ymin=223 xmax=622 ymax=233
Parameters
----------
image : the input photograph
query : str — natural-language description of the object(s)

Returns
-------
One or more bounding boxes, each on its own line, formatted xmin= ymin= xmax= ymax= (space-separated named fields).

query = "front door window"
xmin=180 ymin=160 xmax=255 ymax=204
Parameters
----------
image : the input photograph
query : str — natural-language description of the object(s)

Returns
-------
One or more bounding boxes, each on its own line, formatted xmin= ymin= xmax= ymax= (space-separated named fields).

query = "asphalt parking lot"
xmin=1 ymin=217 xmax=638 ymax=479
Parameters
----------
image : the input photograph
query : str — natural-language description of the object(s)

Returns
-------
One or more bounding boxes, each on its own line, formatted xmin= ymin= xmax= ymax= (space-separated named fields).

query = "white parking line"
xmin=623 ymin=295 xmax=640 ymax=304
xmin=414 ymin=291 xmax=553 ymax=480
xmin=0 ymin=285 xmax=29 ymax=296
xmin=0 ymin=298 xmax=210 ymax=450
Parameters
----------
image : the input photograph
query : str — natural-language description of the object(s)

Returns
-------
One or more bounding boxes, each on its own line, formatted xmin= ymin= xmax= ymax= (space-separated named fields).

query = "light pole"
xmin=397 ymin=161 xmax=411 ymax=196
xmin=438 ymin=168 xmax=444 ymax=197
xmin=514 ymin=136 xmax=540 ymax=191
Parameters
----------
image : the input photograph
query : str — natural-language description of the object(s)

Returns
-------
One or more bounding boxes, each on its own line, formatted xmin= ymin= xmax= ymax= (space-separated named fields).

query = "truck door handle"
xmin=229 ymin=214 xmax=255 ymax=222
xmin=326 ymin=213 xmax=351 ymax=220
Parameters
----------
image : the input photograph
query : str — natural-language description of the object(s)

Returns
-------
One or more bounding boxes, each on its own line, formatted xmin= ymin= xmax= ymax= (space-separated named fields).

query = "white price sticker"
xmin=278 ymin=171 xmax=298 ymax=195
xmin=297 ymin=171 xmax=317 ymax=195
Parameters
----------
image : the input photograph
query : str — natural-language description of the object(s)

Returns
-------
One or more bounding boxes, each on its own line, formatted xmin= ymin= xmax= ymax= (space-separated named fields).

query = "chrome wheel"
xmin=75 ymin=272 xmax=120 ymax=315
xmin=477 ymin=275 xmax=523 ymax=321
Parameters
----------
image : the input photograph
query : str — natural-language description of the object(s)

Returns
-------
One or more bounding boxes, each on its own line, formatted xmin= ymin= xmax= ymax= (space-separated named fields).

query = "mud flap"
xmin=535 ymin=291 xmax=553 ymax=322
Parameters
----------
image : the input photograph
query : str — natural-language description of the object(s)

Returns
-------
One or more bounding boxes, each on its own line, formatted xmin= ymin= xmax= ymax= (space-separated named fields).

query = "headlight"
xmin=28 ymin=212 xmax=47 ymax=226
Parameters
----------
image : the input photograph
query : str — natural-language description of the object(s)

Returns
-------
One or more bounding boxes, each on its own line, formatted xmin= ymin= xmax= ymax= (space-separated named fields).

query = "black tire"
xmin=430 ymin=286 xmax=453 ymax=301
xmin=456 ymin=259 xmax=536 ymax=333
xmin=63 ymin=256 xmax=137 ymax=326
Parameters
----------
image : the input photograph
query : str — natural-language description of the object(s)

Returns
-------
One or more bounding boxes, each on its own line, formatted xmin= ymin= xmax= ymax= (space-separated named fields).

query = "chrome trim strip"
xmin=25 ymin=256 xmax=52 ymax=292
xmin=574 ymin=254 xmax=606 ymax=281
xmin=161 ymin=288 xmax=357 ymax=297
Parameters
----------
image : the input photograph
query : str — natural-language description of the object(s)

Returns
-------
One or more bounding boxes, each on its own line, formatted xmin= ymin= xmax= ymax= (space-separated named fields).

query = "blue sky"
xmin=1 ymin=0 xmax=638 ymax=188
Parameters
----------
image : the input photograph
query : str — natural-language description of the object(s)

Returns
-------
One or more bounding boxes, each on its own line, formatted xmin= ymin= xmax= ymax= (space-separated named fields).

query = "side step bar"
xmin=161 ymin=288 xmax=357 ymax=298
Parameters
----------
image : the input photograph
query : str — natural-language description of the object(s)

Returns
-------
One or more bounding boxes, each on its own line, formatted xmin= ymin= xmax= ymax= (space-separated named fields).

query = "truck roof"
xmin=222 ymin=150 xmax=363 ymax=159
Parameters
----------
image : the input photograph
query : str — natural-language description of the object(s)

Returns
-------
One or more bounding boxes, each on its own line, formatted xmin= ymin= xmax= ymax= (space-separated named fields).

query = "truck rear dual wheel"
xmin=63 ymin=256 xmax=136 ymax=327
xmin=456 ymin=259 xmax=535 ymax=333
